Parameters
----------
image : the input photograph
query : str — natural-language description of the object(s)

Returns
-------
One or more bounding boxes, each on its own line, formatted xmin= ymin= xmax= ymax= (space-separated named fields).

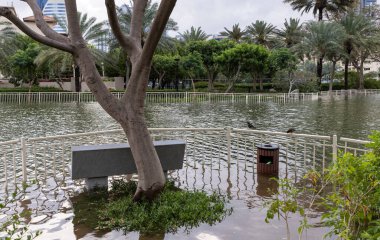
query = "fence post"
xmin=245 ymin=94 xmax=248 ymax=105
xmin=21 ymin=137 xmax=27 ymax=182
xmin=185 ymin=92 xmax=188 ymax=103
xmin=226 ymin=127 xmax=232 ymax=168
xmin=332 ymin=135 xmax=338 ymax=162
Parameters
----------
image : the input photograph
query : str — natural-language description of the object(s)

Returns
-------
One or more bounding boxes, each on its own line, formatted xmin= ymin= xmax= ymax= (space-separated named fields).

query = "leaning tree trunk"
xmin=75 ymin=48 xmax=166 ymax=201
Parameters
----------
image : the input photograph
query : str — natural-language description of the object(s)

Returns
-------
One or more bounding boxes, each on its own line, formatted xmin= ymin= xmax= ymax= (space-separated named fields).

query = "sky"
xmin=0 ymin=0 xmax=315 ymax=35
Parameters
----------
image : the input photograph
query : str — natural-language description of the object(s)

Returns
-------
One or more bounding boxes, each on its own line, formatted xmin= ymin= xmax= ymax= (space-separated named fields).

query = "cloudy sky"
xmin=0 ymin=0 xmax=314 ymax=35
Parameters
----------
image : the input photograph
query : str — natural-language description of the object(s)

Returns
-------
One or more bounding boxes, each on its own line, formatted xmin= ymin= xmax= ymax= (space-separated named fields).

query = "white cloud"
xmin=0 ymin=0 xmax=314 ymax=34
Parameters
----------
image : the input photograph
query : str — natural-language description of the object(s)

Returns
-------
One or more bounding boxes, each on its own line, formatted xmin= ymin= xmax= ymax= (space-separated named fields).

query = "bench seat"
xmin=71 ymin=140 xmax=186 ymax=189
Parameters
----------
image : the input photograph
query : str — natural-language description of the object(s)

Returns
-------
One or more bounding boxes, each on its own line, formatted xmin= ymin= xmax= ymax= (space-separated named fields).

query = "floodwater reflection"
xmin=256 ymin=173 xmax=278 ymax=198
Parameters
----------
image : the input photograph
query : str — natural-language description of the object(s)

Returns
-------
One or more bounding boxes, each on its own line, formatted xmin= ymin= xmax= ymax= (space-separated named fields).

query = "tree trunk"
xmin=317 ymin=57 xmax=323 ymax=86
xmin=225 ymin=65 xmax=241 ymax=93
xmin=75 ymin=48 xmax=165 ymax=201
xmin=318 ymin=8 xmax=323 ymax=21
xmin=358 ymin=60 xmax=364 ymax=90
xmin=251 ymin=73 xmax=257 ymax=92
xmin=329 ymin=61 xmax=336 ymax=92
xmin=259 ymin=78 xmax=263 ymax=91
xmin=74 ymin=65 xmax=81 ymax=92
xmin=158 ymin=73 xmax=165 ymax=89
xmin=207 ymin=70 xmax=214 ymax=92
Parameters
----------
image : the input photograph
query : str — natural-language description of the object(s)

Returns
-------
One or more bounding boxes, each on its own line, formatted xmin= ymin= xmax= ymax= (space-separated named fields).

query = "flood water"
xmin=1 ymin=95 xmax=380 ymax=240
xmin=1 ymin=95 xmax=379 ymax=142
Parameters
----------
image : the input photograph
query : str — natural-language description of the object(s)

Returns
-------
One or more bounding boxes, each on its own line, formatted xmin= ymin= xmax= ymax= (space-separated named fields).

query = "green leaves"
xmin=73 ymin=181 xmax=232 ymax=234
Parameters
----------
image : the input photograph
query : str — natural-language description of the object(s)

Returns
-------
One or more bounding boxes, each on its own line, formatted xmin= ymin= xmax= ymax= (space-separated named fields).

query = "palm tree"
xmin=246 ymin=20 xmax=277 ymax=48
xmin=0 ymin=22 xmax=19 ymax=78
xmin=276 ymin=18 xmax=303 ymax=48
xmin=284 ymin=0 xmax=357 ymax=21
xmin=114 ymin=0 xmax=178 ymax=50
xmin=340 ymin=12 xmax=378 ymax=90
xmin=220 ymin=23 xmax=246 ymax=42
xmin=179 ymin=26 xmax=209 ymax=43
xmin=302 ymin=21 xmax=345 ymax=84
xmin=340 ymin=13 xmax=380 ymax=89
xmin=0 ymin=22 xmax=17 ymax=57
xmin=35 ymin=12 xmax=108 ymax=89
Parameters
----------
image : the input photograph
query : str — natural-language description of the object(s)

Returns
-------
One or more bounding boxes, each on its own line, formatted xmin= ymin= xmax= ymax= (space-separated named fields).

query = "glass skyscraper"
xmin=361 ymin=0 xmax=377 ymax=8
xmin=36 ymin=0 xmax=67 ymax=34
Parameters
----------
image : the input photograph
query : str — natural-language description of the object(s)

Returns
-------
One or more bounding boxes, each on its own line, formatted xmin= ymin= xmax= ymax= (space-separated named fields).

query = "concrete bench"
xmin=71 ymin=140 xmax=186 ymax=190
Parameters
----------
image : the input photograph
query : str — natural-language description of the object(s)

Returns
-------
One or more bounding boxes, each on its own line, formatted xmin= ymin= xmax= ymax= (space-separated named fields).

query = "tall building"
xmin=37 ymin=0 xmax=67 ymax=34
xmin=362 ymin=0 xmax=377 ymax=8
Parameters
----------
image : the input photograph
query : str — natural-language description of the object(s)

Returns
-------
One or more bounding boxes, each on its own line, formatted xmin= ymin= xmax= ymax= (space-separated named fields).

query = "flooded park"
xmin=0 ymin=94 xmax=379 ymax=239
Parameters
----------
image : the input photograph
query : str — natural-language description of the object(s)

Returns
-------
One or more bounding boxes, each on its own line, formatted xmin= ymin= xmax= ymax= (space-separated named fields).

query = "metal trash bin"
xmin=256 ymin=143 xmax=279 ymax=174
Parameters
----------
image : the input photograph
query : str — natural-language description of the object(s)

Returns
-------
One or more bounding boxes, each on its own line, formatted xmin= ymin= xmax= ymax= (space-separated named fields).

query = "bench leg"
xmin=85 ymin=177 xmax=108 ymax=190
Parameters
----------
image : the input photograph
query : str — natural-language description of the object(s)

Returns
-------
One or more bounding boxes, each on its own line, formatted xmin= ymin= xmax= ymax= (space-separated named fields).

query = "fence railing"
xmin=0 ymin=92 xmax=319 ymax=104
xmin=0 ymin=128 xmax=370 ymax=193
xmin=319 ymin=89 xmax=380 ymax=96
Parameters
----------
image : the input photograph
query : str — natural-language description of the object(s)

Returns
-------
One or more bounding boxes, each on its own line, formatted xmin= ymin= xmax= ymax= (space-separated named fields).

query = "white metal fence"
xmin=0 ymin=90 xmax=379 ymax=104
xmin=319 ymin=89 xmax=380 ymax=97
xmin=0 ymin=128 xmax=370 ymax=193
xmin=0 ymin=92 xmax=320 ymax=104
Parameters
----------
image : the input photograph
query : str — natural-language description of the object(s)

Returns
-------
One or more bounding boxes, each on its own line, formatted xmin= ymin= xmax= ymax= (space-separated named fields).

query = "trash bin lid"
xmin=256 ymin=143 xmax=279 ymax=150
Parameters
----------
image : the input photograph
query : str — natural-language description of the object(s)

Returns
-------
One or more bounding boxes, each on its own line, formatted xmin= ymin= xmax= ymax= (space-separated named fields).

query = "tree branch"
xmin=105 ymin=0 xmax=140 ymax=60
xmin=140 ymin=0 xmax=177 ymax=65
xmin=130 ymin=0 xmax=147 ymax=43
xmin=0 ymin=7 xmax=74 ymax=53
xmin=64 ymin=0 xmax=83 ymax=44
xmin=64 ymin=0 xmax=123 ymax=123
xmin=24 ymin=0 xmax=70 ymax=44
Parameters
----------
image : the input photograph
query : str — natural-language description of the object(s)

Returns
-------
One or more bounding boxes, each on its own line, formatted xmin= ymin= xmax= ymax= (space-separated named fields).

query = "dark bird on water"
xmin=286 ymin=128 xmax=296 ymax=133
xmin=247 ymin=121 xmax=256 ymax=129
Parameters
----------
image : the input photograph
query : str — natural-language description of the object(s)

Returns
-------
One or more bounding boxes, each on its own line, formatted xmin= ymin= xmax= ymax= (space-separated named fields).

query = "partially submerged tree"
xmin=0 ymin=0 xmax=177 ymax=200
xmin=185 ymin=39 xmax=234 ymax=91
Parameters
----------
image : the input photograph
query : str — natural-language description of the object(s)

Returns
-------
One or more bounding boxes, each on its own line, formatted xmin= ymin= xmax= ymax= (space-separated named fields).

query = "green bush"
xmin=322 ymin=132 xmax=380 ymax=239
xmin=364 ymin=78 xmax=380 ymax=89
xmin=72 ymin=181 xmax=232 ymax=234
xmin=0 ymin=87 xmax=66 ymax=92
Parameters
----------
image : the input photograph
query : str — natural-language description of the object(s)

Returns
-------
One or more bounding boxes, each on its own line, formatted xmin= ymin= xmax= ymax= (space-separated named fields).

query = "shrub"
xmin=72 ymin=181 xmax=232 ymax=234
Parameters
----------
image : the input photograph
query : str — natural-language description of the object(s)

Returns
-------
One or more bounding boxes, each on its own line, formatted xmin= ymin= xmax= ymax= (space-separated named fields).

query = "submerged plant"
xmin=0 ymin=184 xmax=40 ymax=240
xmin=72 ymin=180 xmax=232 ymax=234
xmin=265 ymin=177 xmax=307 ymax=240
xmin=264 ymin=131 xmax=380 ymax=240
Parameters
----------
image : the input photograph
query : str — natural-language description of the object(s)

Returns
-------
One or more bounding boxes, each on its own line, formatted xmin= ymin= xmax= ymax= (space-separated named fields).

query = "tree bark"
xmin=318 ymin=8 xmax=323 ymax=21
xmin=317 ymin=57 xmax=323 ymax=86
xmin=251 ymin=73 xmax=257 ymax=92
xmin=344 ymin=58 xmax=349 ymax=90
xmin=207 ymin=70 xmax=214 ymax=91
xmin=358 ymin=60 xmax=364 ymax=90
xmin=329 ymin=61 xmax=336 ymax=92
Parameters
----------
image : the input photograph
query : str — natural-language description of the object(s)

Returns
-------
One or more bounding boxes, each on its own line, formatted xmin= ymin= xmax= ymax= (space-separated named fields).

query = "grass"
xmin=71 ymin=180 xmax=232 ymax=234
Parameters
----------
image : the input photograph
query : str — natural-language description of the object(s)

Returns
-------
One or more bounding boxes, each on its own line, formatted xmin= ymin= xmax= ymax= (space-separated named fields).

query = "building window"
xmin=364 ymin=68 xmax=371 ymax=71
